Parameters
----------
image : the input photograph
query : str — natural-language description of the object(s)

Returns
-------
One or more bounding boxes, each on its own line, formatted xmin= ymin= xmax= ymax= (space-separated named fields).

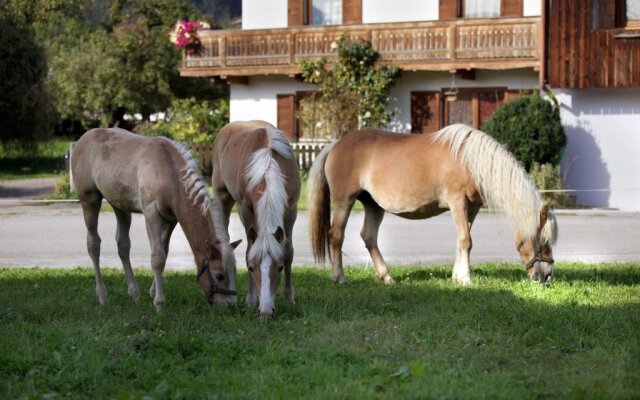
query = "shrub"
xmin=529 ymin=162 xmax=574 ymax=208
xmin=136 ymin=97 xmax=228 ymax=144
xmin=481 ymin=93 xmax=566 ymax=171
xmin=48 ymin=173 xmax=76 ymax=200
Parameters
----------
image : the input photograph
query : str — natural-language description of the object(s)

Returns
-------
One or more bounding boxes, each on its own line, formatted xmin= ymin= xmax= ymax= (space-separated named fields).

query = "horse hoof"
xmin=154 ymin=301 xmax=165 ymax=312
xmin=332 ymin=274 xmax=347 ymax=284
xmin=381 ymin=275 xmax=394 ymax=285
xmin=129 ymin=286 xmax=140 ymax=302
xmin=453 ymin=276 xmax=473 ymax=286
xmin=96 ymin=286 xmax=107 ymax=306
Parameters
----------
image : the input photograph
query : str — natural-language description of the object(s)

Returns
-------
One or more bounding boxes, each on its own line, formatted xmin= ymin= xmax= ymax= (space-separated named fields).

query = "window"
xmin=442 ymin=88 xmax=508 ymax=128
xmin=627 ymin=0 xmax=640 ymax=27
xmin=307 ymin=0 xmax=343 ymax=25
xmin=464 ymin=0 xmax=500 ymax=18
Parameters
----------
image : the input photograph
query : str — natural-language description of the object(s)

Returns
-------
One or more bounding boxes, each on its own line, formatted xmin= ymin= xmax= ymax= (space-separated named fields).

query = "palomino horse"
xmin=308 ymin=124 xmax=557 ymax=285
xmin=72 ymin=128 xmax=241 ymax=311
xmin=212 ymin=121 xmax=300 ymax=316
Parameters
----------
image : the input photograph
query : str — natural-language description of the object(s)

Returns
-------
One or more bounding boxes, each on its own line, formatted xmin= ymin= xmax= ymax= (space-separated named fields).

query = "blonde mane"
xmin=245 ymin=126 xmax=294 ymax=261
xmin=432 ymin=124 xmax=557 ymax=245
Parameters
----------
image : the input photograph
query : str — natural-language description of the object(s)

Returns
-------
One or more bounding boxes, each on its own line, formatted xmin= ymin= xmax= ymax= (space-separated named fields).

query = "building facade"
xmin=181 ymin=0 xmax=640 ymax=210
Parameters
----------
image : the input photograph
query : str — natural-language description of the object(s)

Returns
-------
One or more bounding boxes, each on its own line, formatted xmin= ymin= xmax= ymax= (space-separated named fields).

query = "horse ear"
xmin=273 ymin=226 xmax=284 ymax=243
xmin=248 ymin=226 xmax=258 ymax=244
xmin=230 ymin=239 xmax=242 ymax=249
xmin=539 ymin=202 xmax=549 ymax=232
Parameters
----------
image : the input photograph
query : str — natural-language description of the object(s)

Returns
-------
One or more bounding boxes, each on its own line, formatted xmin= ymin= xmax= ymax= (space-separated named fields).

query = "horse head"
xmin=197 ymin=239 xmax=242 ymax=305
xmin=515 ymin=202 xmax=556 ymax=284
xmin=246 ymin=225 xmax=286 ymax=317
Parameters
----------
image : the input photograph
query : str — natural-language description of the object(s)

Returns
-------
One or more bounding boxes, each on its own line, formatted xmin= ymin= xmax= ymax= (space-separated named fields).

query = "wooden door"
xmin=277 ymin=94 xmax=296 ymax=141
xmin=411 ymin=91 xmax=441 ymax=134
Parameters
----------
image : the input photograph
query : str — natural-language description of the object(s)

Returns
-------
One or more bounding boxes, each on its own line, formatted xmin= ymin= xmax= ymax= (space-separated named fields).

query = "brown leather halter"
xmin=517 ymin=238 xmax=555 ymax=271
xmin=197 ymin=258 xmax=237 ymax=303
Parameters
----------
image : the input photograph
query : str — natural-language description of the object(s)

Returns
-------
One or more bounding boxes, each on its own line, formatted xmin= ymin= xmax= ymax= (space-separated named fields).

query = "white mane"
xmin=432 ymin=124 xmax=557 ymax=245
xmin=169 ymin=139 xmax=238 ymax=265
xmin=245 ymin=125 xmax=294 ymax=261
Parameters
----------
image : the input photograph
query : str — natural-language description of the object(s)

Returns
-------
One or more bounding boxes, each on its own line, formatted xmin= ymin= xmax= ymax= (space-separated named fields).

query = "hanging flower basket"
xmin=169 ymin=20 xmax=210 ymax=55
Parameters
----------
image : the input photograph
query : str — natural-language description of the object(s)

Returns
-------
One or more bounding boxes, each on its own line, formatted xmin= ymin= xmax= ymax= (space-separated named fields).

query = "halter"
xmin=516 ymin=238 xmax=555 ymax=271
xmin=197 ymin=258 xmax=237 ymax=303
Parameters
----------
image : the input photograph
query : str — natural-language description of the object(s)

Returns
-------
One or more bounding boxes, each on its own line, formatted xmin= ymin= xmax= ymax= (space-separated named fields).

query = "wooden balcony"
xmin=180 ymin=17 xmax=541 ymax=78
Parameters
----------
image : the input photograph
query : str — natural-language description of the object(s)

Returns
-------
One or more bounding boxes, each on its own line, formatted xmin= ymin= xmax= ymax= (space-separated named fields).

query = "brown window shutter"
xmin=343 ymin=0 xmax=362 ymax=25
xmin=277 ymin=94 xmax=296 ymax=141
xmin=411 ymin=91 xmax=441 ymax=134
xmin=439 ymin=0 xmax=460 ymax=19
xmin=501 ymin=0 xmax=523 ymax=17
xmin=288 ymin=0 xmax=304 ymax=26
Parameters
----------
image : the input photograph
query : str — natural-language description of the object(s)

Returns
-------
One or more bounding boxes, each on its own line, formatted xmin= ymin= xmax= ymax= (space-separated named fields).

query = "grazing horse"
xmin=308 ymin=124 xmax=557 ymax=285
xmin=212 ymin=121 xmax=300 ymax=316
xmin=72 ymin=128 xmax=241 ymax=311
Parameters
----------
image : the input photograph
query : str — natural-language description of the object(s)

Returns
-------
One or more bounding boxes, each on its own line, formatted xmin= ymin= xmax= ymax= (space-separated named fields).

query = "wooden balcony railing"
xmin=180 ymin=17 xmax=540 ymax=77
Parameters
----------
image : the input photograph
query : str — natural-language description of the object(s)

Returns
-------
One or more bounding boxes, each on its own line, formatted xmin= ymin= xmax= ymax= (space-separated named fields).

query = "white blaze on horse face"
xmin=259 ymin=255 xmax=275 ymax=315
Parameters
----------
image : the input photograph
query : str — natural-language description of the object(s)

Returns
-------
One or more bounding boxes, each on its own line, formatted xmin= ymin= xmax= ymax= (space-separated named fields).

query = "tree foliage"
xmin=0 ymin=9 xmax=55 ymax=150
xmin=136 ymin=97 xmax=228 ymax=144
xmin=481 ymin=93 xmax=567 ymax=171
xmin=299 ymin=36 xmax=399 ymax=138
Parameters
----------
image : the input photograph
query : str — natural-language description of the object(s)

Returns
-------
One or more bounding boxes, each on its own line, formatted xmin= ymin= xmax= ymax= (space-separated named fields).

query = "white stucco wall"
xmin=229 ymin=76 xmax=317 ymax=126
xmin=387 ymin=68 xmax=540 ymax=132
xmin=362 ymin=0 xmax=439 ymax=23
xmin=523 ymin=0 xmax=542 ymax=17
xmin=556 ymin=89 xmax=640 ymax=211
xmin=242 ymin=0 xmax=288 ymax=30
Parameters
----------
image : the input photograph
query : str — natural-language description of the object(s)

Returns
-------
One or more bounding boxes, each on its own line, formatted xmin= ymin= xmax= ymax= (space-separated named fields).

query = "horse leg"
xmin=150 ymin=220 xmax=177 ymax=298
xmin=144 ymin=207 xmax=169 ymax=311
xmin=449 ymin=197 xmax=473 ymax=286
xmin=329 ymin=199 xmax=355 ymax=283
xmin=360 ymin=199 xmax=393 ymax=284
xmin=80 ymin=194 xmax=106 ymax=305
xmin=283 ymin=210 xmax=297 ymax=303
xmin=113 ymin=207 xmax=139 ymax=302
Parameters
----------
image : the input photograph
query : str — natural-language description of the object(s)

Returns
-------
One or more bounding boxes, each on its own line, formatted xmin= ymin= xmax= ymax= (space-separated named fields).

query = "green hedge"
xmin=482 ymin=94 xmax=566 ymax=171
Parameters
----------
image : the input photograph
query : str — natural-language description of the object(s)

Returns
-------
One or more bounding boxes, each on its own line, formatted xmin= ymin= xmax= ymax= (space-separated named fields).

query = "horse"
xmin=308 ymin=123 xmax=557 ymax=285
xmin=71 ymin=127 xmax=241 ymax=311
xmin=212 ymin=121 xmax=300 ymax=316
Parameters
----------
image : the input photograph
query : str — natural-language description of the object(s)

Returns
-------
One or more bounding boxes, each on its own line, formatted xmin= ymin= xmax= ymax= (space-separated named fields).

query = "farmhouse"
xmin=180 ymin=0 xmax=640 ymax=211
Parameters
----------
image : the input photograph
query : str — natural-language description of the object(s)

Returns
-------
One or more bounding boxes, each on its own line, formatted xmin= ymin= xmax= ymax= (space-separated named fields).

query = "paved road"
xmin=1 ymin=202 xmax=639 ymax=270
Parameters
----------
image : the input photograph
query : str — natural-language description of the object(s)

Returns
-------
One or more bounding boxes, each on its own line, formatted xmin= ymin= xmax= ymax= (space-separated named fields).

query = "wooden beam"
xmin=456 ymin=69 xmax=476 ymax=80
xmin=221 ymin=76 xmax=249 ymax=85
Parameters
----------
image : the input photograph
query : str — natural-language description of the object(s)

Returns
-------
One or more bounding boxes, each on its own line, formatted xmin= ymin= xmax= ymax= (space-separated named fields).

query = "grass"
xmin=0 ymin=139 xmax=72 ymax=180
xmin=1 ymin=263 xmax=638 ymax=399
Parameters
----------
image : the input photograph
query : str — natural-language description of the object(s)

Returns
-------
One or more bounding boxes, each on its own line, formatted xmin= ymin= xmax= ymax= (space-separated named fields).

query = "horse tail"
xmin=432 ymin=124 xmax=555 ymax=243
xmin=307 ymin=142 xmax=336 ymax=264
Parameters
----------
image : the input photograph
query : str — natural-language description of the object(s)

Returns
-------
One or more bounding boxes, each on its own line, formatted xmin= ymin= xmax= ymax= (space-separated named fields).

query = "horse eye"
xmin=215 ymin=273 xmax=224 ymax=281
xmin=248 ymin=266 xmax=254 ymax=273
xmin=278 ymin=266 xmax=284 ymax=272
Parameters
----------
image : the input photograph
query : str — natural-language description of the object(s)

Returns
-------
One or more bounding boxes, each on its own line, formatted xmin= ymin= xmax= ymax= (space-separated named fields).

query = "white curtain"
xmin=628 ymin=0 xmax=640 ymax=20
xmin=312 ymin=0 xmax=343 ymax=25
xmin=465 ymin=0 xmax=500 ymax=18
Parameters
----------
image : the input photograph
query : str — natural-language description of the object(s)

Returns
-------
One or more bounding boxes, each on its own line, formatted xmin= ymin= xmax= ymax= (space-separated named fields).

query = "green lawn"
xmin=1 ymin=263 xmax=638 ymax=399
xmin=0 ymin=139 xmax=72 ymax=180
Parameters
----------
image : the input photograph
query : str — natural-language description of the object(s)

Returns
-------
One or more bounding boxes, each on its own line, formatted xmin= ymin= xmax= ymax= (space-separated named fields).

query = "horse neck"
xmin=173 ymin=196 xmax=215 ymax=262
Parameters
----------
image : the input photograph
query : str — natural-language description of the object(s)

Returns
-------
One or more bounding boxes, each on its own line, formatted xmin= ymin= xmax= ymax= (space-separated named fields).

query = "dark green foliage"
xmin=0 ymin=10 xmax=55 ymax=152
xmin=481 ymin=94 xmax=567 ymax=171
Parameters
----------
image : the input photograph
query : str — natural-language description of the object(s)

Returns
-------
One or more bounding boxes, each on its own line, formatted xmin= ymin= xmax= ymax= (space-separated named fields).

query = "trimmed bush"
xmin=481 ymin=94 xmax=566 ymax=171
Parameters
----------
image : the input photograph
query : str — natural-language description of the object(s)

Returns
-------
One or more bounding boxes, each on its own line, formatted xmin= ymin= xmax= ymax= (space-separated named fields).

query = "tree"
xmin=299 ymin=36 xmax=399 ymax=138
xmin=0 ymin=9 xmax=55 ymax=151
